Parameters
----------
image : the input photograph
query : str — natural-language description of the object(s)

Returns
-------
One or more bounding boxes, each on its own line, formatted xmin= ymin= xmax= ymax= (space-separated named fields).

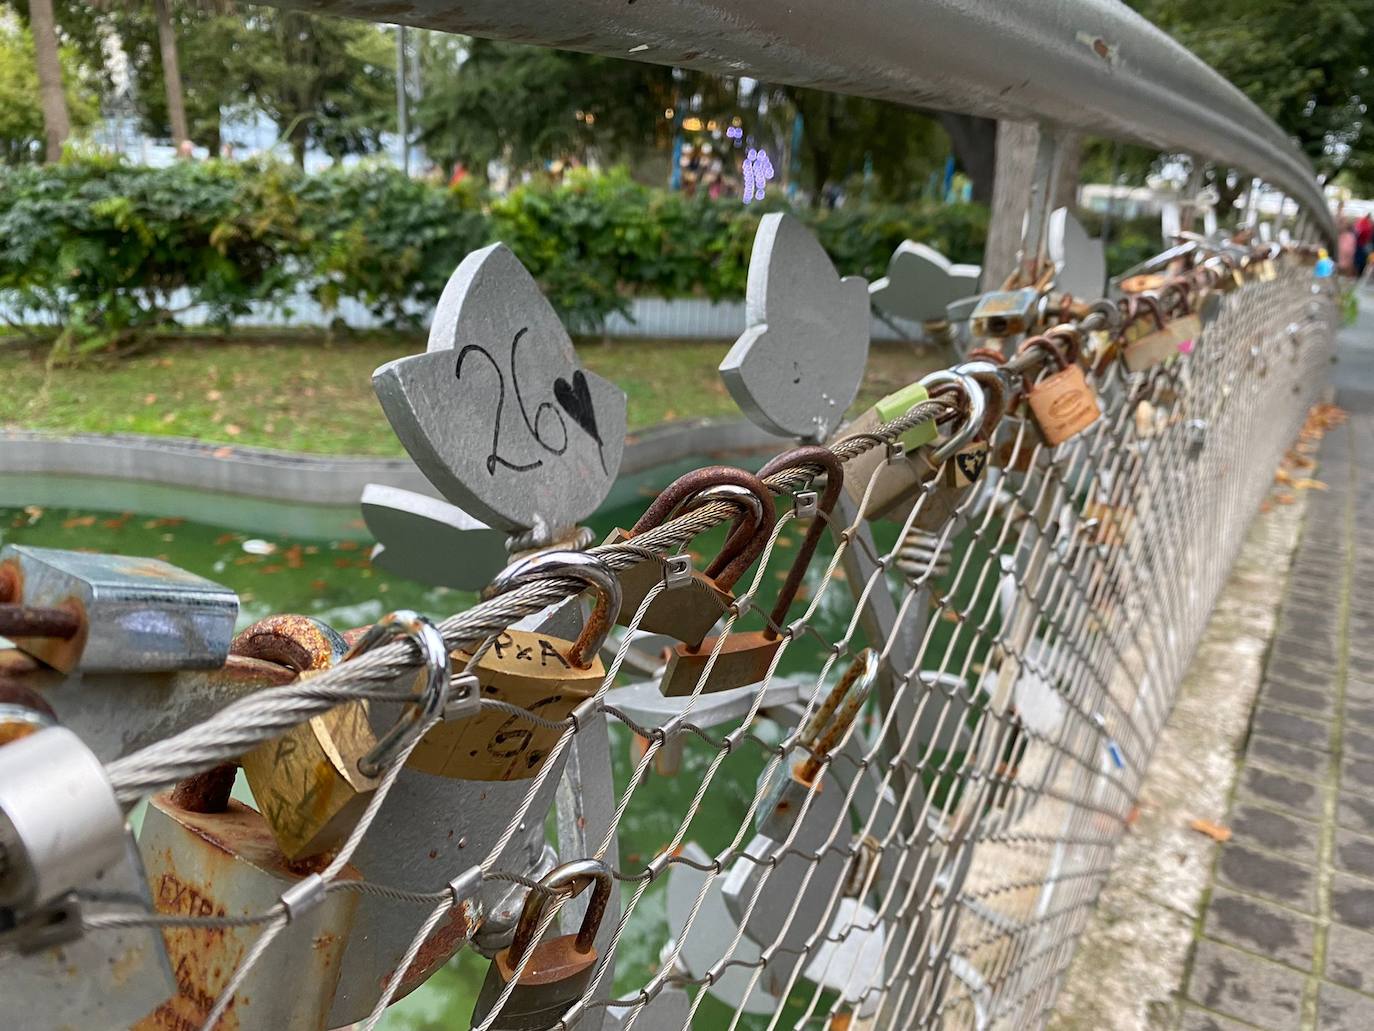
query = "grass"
xmin=0 ymin=332 xmax=944 ymax=456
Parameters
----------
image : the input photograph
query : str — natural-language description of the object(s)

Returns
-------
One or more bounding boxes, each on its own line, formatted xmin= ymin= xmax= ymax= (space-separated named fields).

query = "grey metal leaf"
xmin=360 ymin=483 xmax=507 ymax=591
xmin=1048 ymin=208 xmax=1107 ymax=300
xmin=720 ymin=212 xmax=870 ymax=441
xmin=372 ymin=243 xmax=627 ymax=533
xmin=869 ymin=240 xmax=981 ymax=323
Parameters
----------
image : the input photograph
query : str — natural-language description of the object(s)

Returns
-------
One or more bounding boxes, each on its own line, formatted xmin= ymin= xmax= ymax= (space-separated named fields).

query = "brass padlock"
xmin=1119 ymin=295 xmax=1176 ymax=372
xmin=237 ymin=615 xmax=382 ymax=861
xmin=135 ymin=764 xmax=361 ymax=1031
xmin=1022 ymin=331 xmax=1100 ymax=446
xmin=409 ymin=551 xmax=620 ymax=781
xmin=471 ymin=859 xmax=613 ymax=1030
xmin=604 ymin=467 xmax=774 ymax=647
xmin=658 ymin=447 xmax=841 ymax=697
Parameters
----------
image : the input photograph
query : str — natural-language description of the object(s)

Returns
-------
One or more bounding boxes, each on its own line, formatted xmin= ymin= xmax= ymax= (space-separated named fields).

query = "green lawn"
xmin=0 ymin=333 xmax=943 ymax=455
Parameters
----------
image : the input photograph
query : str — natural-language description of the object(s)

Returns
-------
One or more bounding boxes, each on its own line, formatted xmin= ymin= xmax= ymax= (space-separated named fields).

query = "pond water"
xmin=0 ymin=470 xmax=994 ymax=1030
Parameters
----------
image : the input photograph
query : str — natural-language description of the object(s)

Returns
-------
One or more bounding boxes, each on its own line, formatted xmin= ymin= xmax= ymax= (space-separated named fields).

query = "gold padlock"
xmin=603 ymin=467 xmax=774 ymax=647
xmin=1119 ymin=294 xmax=1176 ymax=372
xmin=658 ymin=447 xmax=842 ymax=697
xmin=1021 ymin=331 xmax=1100 ymax=446
xmin=410 ymin=551 xmax=620 ymax=781
xmin=237 ymin=616 xmax=380 ymax=861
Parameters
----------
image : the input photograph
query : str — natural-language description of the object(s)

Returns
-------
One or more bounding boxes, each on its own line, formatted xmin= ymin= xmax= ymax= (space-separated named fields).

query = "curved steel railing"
xmin=280 ymin=0 xmax=1334 ymax=241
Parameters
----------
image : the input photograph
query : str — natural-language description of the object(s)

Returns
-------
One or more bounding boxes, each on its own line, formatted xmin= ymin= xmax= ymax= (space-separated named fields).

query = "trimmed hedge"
xmin=0 ymin=157 xmax=1150 ymax=354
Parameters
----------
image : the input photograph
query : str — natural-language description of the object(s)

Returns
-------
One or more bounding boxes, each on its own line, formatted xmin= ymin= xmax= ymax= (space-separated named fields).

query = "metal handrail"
xmin=278 ymin=0 xmax=1334 ymax=242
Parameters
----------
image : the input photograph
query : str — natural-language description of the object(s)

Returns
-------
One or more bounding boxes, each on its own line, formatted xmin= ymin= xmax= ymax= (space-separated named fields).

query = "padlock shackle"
xmin=507 ymin=858 xmax=613 ymax=969
xmin=954 ymin=360 xmax=1011 ymax=440
xmin=798 ymin=648 xmax=878 ymax=781
xmin=756 ymin=446 xmax=844 ymax=638
xmin=345 ymin=610 xmax=451 ymax=777
xmin=629 ymin=466 xmax=775 ymax=590
xmin=664 ymin=482 xmax=766 ymax=582
xmin=485 ymin=551 xmax=622 ymax=669
xmin=919 ymin=371 xmax=986 ymax=463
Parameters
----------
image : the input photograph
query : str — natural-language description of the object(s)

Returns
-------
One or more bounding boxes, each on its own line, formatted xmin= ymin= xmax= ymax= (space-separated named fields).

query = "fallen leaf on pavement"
xmin=1189 ymin=818 xmax=1232 ymax=842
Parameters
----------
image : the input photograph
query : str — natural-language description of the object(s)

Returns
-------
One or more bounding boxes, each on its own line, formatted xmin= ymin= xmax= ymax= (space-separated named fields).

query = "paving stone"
xmin=1335 ymin=828 xmax=1374 ymax=880
xmin=1269 ymin=637 xmax=1338 ymax=667
xmin=1228 ymin=803 xmax=1321 ymax=863
xmin=1346 ymin=678 xmax=1374 ymax=703
xmin=1186 ymin=939 xmax=1305 ymax=1030
xmin=1332 ymin=872 xmax=1374 ymax=932
xmin=1318 ymin=981 xmax=1374 ymax=1031
xmin=1261 ymin=679 xmax=1335 ymax=718
xmin=1325 ymin=922 xmax=1374 ymax=993
xmin=1178 ymin=1008 xmax=1259 ymax=1031
xmin=1203 ymin=887 xmax=1315 ymax=970
xmin=1268 ymin=657 xmax=1334 ymax=684
xmin=1279 ymin=611 xmax=1339 ymax=638
xmin=1345 ymin=701 xmax=1374 ymax=728
xmin=1246 ymin=736 xmax=1327 ymax=783
xmin=1344 ymin=725 xmax=1374 ymax=759
xmin=1338 ymin=792 xmax=1374 ymax=835
xmin=1215 ymin=843 xmax=1316 ymax=912
xmin=1342 ymin=756 xmax=1374 ymax=792
xmin=1251 ymin=707 xmax=1331 ymax=749
xmin=1238 ymin=765 xmax=1321 ymax=818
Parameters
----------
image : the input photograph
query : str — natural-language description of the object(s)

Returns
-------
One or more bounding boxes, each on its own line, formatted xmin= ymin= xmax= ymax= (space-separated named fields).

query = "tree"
xmin=414 ymin=36 xmax=676 ymax=179
xmin=151 ymin=0 xmax=188 ymax=149
xmin=1130 ymin=0 xmax=1374 ymax=187
xmin=25 ymin=0 xmax=69 ymax=161
xmin=0 ymin=20 xmax=96 ymax=163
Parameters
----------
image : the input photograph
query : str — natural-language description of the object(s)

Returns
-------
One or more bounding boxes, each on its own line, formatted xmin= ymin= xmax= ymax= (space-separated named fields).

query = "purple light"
xmin=742 ymin=147 xmax=774 ymax=204
xmin=726 ymin=125 xmax=743 ymax=140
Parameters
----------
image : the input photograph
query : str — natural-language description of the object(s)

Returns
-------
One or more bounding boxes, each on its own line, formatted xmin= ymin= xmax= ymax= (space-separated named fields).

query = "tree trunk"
xmin=936 ymin=112 xmax=996 ymax=204
xmin=1051 ymin=130 xmax=1082 ymax=214
xmin=153 ymin=0 xmax=190 ymax=151
xmin=26 ymin=0 xmax=70 ymax=163
xmin=981 ymin=121 xmax=1041 ymax=290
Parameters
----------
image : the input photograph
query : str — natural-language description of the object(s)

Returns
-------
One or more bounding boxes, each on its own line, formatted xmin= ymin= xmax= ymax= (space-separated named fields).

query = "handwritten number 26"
xmin=455 ymin=327 xmax=568 ymax=475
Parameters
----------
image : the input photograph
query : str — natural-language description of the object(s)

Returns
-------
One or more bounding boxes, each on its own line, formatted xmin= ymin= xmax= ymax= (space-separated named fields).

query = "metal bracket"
xmin=662 ymin=554 xmax=693 ymax=591
xmin=885 ymin=440 xmax=906 ymax=464
xmin=1 ymin=893 xmax=83 ymax=954
xmin=794 ymin=490 xmax=819 ymax=520
xmin=443 ymin=672 xmax=482 ymax=721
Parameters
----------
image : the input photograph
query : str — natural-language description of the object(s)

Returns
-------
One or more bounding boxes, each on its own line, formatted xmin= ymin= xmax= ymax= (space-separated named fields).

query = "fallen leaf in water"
xmin=62 ymin=515 xmax=96 ymax=529
xmin=311 ymin=579 xmax=328 ymax=591
xmin=1189 ymin=818 xmax=1232 ymax=842
xmin=23 ymin=505 xmax=43 ymax=523
xmin=336 ymin=540 xmax=359 ymax=552
xmin=215 ymin=533 xmax=238 ymax=546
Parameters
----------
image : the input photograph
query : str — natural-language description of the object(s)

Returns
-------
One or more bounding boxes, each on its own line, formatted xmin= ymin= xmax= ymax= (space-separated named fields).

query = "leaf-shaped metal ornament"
xmin=720 ymin=213 xmax=871 ymax=441
xmin=1047 ymin=208 xmax=1107 ymax=301
xmin=869 ymin=240 xmax=981 ymax=324
xmin=360 ymin=484 xmax=508 ymax=591
xmin=372 ymin=243 xmax=627 ymax=534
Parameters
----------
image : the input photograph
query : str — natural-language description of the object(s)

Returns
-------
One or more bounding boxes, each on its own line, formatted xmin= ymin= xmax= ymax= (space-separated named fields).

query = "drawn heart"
xmin=955 ymin=448 xmax=987 ymax=483
xmin=554 ymin=370 xmax=603 ymax=446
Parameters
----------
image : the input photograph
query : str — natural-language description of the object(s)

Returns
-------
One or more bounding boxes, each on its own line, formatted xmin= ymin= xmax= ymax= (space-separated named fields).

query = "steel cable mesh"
xmin=80 ymin=263 xmax=1337 ymax=1031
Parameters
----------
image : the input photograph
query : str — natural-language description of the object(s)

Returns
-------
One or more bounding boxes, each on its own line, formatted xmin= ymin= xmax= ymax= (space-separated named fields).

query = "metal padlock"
xmin=757 ymin=649 xmax=877 ymax=841
xmin=657 ymin=447 xmax=841 ymax=697
xmin=238 ymin=616 xmax=382 ymax=860
xmin=1 ymin=723 xmax=177 ymax=1030
xmin=0 ymin=544 xmax=237 ymax=673
xmin=472 ymin=859 xmax=612 ymax=1030
xmin=1022 ymin=332 xmax=1101 ymax=446
xmin=1119 ymin=295 xmax=1176 ymax=372
xmin=881 ymin=369 xmax=990 ymax=531
xmin=834 ymin=382 xmax=940 ymax=519
xmin=410 ymin=551 xmax=620 ymax=781
xmin=603 ymin=467 xmax=775 ymax=647
xmin=135 ymin=764 xmax=361 ymax=1031
xmin=969 ymin=287 xmax=1041 ymax=341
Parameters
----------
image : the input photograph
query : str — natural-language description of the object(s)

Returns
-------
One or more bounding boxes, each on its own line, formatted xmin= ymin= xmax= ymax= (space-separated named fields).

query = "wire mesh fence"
xmin=2 ymin=242 xmax=1339 ymax=1031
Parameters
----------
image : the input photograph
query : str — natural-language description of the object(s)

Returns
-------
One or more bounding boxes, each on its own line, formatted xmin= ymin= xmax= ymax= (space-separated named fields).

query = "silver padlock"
xmin=0 ymin=724 xmax=176 ymax=1030
xmin=969 ymin=287 xmax=1041 ymax=341
xmin=135 ymin=766 xmax=360 ymax=1030
xmin=0 ymin=544 xmax=237 ymax=673
xmin=472 ymin=859 xmax=612 ymax=1030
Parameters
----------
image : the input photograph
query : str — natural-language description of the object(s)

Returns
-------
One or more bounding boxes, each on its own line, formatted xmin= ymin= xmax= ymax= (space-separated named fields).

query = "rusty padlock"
xmin=1021 ymin=330 xmax=1101 ymax=446
xmin=238 ymin=615 xmax=382 ymax=861
xmin=657 ymin=447 xmax=842 ymax=697
xmin=471 ymin=859 xmax=613 ymax=1030
xmin=603 ymin=467 xmax=775 ymax=647
xmin=135 ymin=764 xmax=361 ymax=1031
xmin=409 ymin=551 xmax=620 ymax=781
xmin=756 ymin=649 xmax=878 ymax=841
xmin=1119 ymin=295 xmax=1177 ymax=373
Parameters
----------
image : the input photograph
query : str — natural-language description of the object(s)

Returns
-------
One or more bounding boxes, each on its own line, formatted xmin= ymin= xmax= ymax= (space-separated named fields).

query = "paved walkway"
xmin=1179 ymin=309 xmax=1374 ymax=1031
